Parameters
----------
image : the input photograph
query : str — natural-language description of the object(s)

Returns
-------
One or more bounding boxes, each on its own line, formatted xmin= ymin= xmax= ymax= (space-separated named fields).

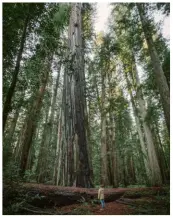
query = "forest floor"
xmin=3 ymin=183 xmax=170 ymax=215
xmin=56 ymin=194 xmax=169 ymax=215
xmin=56 ymin=201 xmax=134 ymax=215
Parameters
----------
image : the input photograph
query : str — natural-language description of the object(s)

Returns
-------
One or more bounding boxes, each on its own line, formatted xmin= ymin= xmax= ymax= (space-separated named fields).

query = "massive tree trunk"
xmin=3 ymin=7 xmax=30 ymax=131
xmin=67 ymin=3 xmax=93 ymax=187
xmin=137 ymin=3 xmax=170 ymax=134
xmin=19 ymin=58 xmax=51 ymax=176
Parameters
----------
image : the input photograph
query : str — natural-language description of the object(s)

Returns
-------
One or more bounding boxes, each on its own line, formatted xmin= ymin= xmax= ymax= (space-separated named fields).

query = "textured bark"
xmin=62 ymin=63 xmax=74 ymax=186
xmin=137 ymin=3 xmax=170 ymax=133
xmin=67 ymin=3 xmax=93 ymax=187
xmin=3 ymin=8 xmax=30 ymax=131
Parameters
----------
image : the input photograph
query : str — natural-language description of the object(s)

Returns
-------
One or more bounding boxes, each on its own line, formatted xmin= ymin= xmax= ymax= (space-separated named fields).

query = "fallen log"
xmin=3 ymin=182 xmax=164 ymax=209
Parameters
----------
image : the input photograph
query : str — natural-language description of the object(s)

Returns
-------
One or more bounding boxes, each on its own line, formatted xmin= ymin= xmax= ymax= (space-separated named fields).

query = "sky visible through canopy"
xmin=94 ymin=2 xmax=170 ymax=82
xmin=93 ymin=2 xmax=170 ymax=119
xmin=95 ymin=3 xmax=170 ymax=40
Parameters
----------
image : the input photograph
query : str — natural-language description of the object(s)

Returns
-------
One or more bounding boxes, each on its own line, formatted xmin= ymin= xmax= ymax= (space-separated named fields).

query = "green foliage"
xmin=156 ymin=3 xmax=170 ymax=16
xmin=128 ymin=187 xmax=170 ymax=215
xmin=3 ymin=161 xmax=22 ymax=183
xmin=123 ymin=187 xmax=169 ymax=198
xmin=53 ymin=3 xmax=70 ymax=30
xmin=3 ymin=200 xmax=27 ymax=215
xmin=3 ymin=186 xmax=47 ymax=215
xmin=127 ymin=184 xmax=147 ymax=188
xmin=23 ymin=170 xmax=36 ymax=182
xmin=3 ymin=3 xmax=46 ymax=72
xmin=162 ymin=49 xmax=170 ymax=87
xmin=70 ymin=207 xmax=93 ymax=215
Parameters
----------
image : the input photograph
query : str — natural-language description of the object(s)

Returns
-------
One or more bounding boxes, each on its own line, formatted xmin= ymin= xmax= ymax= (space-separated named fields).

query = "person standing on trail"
xmin=98 ymin=184 xmax=105 ymax=210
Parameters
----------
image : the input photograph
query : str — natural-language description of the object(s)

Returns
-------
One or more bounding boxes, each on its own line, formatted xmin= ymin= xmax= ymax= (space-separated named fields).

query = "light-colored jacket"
xmin=98 ymin=188 xmax=104 ymax=200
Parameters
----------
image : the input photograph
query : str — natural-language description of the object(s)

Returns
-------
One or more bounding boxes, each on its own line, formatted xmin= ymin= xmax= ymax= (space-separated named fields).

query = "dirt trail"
xmin=57 ymin=201 xmax=134 ymax=215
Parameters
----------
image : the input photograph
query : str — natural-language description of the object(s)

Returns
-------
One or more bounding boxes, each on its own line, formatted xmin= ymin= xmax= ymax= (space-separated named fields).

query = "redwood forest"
xmin=3 ymin=2 xmax=170 ymax=215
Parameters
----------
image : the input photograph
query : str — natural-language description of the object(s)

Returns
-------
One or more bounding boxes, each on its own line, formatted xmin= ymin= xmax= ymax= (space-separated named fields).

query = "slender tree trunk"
xmin=132 ymin=98 xmax=150 ymax=179
xmin=85 ymin=104 xmax=94 ymax=183
xmin=100 ymin=69 xmax=109 ymax=185
xmin=36 ymin=123 xmax=50 ymax=183
xmin=19 ymin=59 xmax=51 ymax=176
xmin=137 ymin=3 xmax=170 ymax=133
xmin=36 ymin=101 xmax=50 ymax=183
xmin=3 ymin=93 xmax=24 ymax=166
xmin=133 ymin=63 xmax=162 ymax=186
xmin=130 ymin=155 xmax=136 ymax=184
xmin=111 ymin=116 xmax=119 ymax=187
xmin=3 ymin=7 xmax=30 ymax=131
xmin=122 ymin=153 xmax=128 ymax=187
xmin=48 ymin=62 xmax=61 ymax=148
xmin=154 ymin=122 xmax=169 ymax=174
xmin=4 ymin=96 xmax=23 ymax=145
xmin=107 ymin=71 xmax=118 ymax=187
xmin=14 ymin=115 xmax=29 ymax=164
xmin=53 ymin=108 xmax=62 ymax=185
xmin=26 ymin=141 xmax=35 ymax=172
xmin=106 ymin=117 xmax=112 ymax=185
xmin=125 ymin=72 xmax=150 ymax=182
xmin=152 ymin=122 xmax=169 ymax=183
